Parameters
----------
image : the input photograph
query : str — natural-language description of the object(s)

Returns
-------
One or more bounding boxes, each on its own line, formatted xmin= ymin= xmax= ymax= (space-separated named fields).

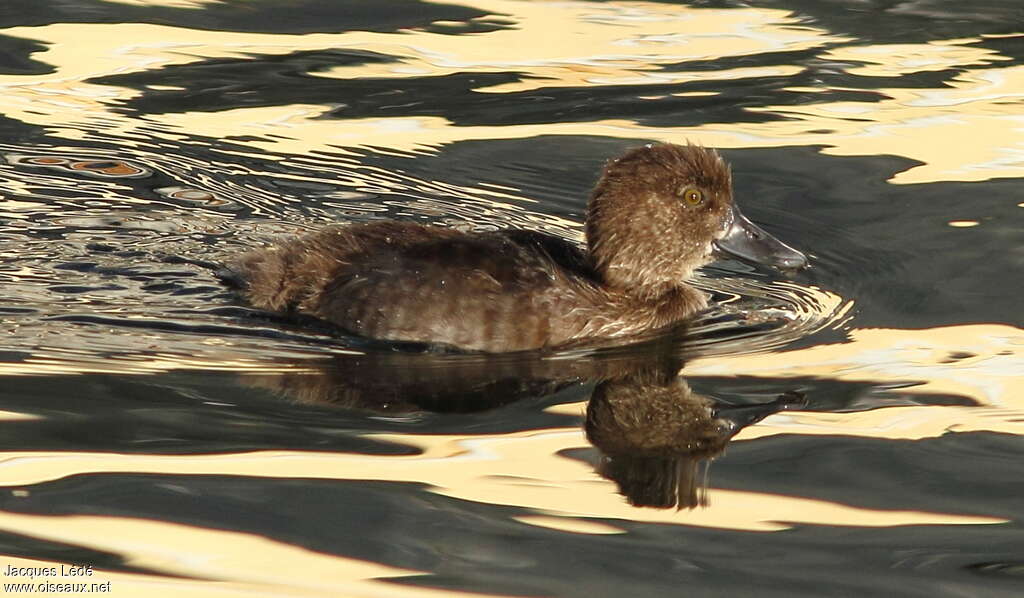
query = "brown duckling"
xmin=226 ymin=142 xmax=806 ymax=352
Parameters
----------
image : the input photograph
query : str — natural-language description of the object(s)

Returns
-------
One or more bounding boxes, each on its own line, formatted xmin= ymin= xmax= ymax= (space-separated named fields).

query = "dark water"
xmin=0 ymin=1 xmax=1022 ymax=596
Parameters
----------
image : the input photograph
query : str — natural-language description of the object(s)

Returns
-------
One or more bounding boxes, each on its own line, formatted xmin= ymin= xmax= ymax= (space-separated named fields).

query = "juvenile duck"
xmin=227 ymin=142 xmax=806 ymax=352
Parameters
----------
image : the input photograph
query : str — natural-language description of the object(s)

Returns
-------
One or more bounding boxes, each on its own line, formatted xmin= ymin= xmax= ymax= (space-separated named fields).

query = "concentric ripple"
xmin=685 ymin=269 xmax=854 ymax=358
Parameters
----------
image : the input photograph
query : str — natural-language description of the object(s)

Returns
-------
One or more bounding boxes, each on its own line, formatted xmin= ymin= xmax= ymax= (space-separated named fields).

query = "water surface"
xmin=0 ymin=1 xmax=1022 ymax=596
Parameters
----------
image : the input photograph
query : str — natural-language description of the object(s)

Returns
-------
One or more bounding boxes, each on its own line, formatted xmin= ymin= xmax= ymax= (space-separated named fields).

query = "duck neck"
xmin=588 ymin=282 xmax=708 ymax=338
xmin=587 ymin=238 xmax=705 ymax=306
xmin=626 ymin=283 xmax=708 ymax=321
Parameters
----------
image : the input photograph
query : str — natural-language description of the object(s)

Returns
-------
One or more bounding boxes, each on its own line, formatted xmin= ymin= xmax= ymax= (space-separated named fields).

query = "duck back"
xmin=230 ymin=222 xmax=609 ymax=351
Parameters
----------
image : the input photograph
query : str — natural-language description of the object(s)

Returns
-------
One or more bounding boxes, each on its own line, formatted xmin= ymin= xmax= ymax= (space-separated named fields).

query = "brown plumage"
xmin=225 ymin=142 xmax=805 ymax=352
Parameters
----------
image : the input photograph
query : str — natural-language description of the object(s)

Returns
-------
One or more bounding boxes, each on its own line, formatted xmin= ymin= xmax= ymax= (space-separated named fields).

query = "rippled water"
xmin=0 ymin=1 xmax=1022 ymax=596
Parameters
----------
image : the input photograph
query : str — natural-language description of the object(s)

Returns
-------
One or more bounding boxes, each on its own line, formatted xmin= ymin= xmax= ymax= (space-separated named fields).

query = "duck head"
xmin=586 ymin=142 xmax=806 ymax=294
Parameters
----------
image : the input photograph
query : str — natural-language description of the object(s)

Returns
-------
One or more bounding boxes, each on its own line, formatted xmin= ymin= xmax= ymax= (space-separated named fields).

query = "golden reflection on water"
xmin=0 ymin=523 xmax=472 ymax=598
xmin=3 ymin=3 xmax=1021 ymax=184
xmin=826 ymin=40 xmax=1008 ymax=77
xmin=686 ymin=324 xmax=1024 ymax=407
xmin=755 ymin=62 xmax=1024 ymax=183
xmin=0 ymin=444 xmax=1005 ymax=535
xmin=683 ymin=324 xmax=1024 ymax=440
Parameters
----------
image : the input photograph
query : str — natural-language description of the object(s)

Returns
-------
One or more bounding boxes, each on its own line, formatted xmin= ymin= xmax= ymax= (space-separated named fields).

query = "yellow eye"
xmin=682 ymin=187 xmax=704 ymax=205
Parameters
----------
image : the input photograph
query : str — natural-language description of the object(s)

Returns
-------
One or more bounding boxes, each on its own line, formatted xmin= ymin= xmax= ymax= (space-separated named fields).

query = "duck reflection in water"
xmin=243 ymin=329 xmax=805 ymax=510
xmin=586 ymin=367 xmax=804 ymax=509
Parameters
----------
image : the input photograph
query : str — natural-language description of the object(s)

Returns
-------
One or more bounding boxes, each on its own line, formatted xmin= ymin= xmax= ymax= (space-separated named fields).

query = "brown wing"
xmin=306 ymin=228 xmax=600 ymax=351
